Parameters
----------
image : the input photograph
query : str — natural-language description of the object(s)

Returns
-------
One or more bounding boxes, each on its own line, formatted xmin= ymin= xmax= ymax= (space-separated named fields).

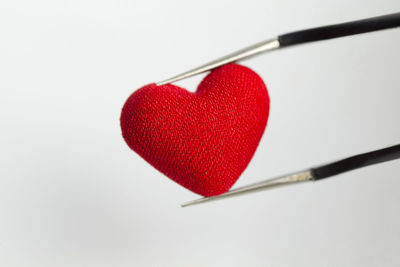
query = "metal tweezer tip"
xmin=156 ymin=38 xmax=280 ymax=86
xmin=181 ymin=170 xmax=313 ymax=207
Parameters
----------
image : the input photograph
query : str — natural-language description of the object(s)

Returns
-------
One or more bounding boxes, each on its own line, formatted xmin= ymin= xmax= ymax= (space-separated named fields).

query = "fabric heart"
xmin=120 ymin=63 xmax=269 ymax=196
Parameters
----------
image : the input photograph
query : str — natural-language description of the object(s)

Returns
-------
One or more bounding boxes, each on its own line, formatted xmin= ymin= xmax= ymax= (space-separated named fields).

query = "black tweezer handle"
xmin=311 ymin=144 xmax=400 ymax=180
xmin=278 ymin=12 xmax=400 ymax=47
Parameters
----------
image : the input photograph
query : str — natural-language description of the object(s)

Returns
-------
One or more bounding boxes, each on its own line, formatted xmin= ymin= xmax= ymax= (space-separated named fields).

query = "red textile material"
xmin=120 ymin=64 xmax=270 ymax=196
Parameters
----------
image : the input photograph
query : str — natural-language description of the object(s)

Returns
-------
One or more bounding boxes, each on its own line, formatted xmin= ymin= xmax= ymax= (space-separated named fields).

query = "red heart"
xmin=120 ymin=63 xmax=269 ymax=196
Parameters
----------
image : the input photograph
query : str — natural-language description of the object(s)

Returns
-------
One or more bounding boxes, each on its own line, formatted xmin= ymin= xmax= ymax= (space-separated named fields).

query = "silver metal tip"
xmin=180 ymin=170 xmax=313 ymax=207
xmin=156 ymin=38 xmax=279 ymax=85
xmin=181 ymin=198 xmax=206 ymax=207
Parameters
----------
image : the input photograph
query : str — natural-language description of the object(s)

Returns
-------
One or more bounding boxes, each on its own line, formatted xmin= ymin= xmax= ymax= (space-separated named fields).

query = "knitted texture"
xmin=120 ymin=64 xmax=270 ymax=196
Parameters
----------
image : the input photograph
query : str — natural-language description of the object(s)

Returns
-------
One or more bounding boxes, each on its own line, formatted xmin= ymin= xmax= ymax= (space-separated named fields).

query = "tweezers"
xmin=154 ymin=12 xmax=400 ymax=206
xmin=157 ymin=12 xmax=400 ymax=85
xmin=182 ymin=144 xmax=400 ymax=207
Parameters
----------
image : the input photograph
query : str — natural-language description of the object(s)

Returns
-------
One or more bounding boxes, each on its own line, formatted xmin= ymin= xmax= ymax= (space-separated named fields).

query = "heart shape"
xmin=120 ymin=63 xmax=269 ymax=196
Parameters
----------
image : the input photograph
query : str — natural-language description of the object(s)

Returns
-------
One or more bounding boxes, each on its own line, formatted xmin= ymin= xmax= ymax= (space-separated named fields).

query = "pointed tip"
xmin=180 ymin=202 xmax=190 ymax=208
xmin=155 ymin=80 xmax=170 ymax=86
xmin=181 ymin=197 xmax=209 ymax=207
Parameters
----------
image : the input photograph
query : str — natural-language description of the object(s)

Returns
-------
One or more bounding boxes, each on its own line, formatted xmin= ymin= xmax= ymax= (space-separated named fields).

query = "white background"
xmin=1 ymin=0 xmax=399 ymax=266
